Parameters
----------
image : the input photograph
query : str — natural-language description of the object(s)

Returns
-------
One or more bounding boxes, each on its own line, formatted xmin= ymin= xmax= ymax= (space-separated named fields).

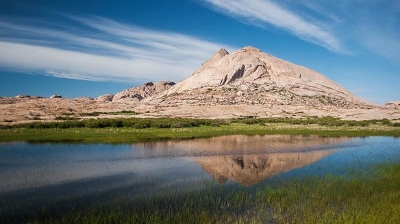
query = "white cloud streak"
xmin=0 ymin=15 xmax=234 ymax=83
xmin=204 ymin=0 xmax=344 ymax=53
xmin=204 ymin=0 xmax=400 ymax=66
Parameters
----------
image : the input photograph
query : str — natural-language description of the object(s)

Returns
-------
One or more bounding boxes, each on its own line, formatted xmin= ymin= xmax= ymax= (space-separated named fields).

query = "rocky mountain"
xmin=147 ymin=46 xmax=372 ymax=109
xmin=2 ymin=46 xmax=399 ymax=124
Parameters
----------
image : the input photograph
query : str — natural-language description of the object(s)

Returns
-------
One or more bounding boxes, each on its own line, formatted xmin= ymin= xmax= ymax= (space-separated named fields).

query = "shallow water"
xmin=0 ymin=135 xmax=399 ymax=221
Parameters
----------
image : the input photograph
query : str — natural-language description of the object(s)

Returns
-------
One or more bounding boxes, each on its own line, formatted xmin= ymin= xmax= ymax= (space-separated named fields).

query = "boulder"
xmin=96 ymin=94 xmax=115 ymax=102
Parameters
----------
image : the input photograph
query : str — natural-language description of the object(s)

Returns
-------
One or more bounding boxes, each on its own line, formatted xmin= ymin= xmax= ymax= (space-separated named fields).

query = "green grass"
xmin=1 ymin=119 xmax=399 ymax=143
xmin=8 ymin=162 xmax=400 ymax=224
xmin=264 ymin=162 xmax=400 ymax=223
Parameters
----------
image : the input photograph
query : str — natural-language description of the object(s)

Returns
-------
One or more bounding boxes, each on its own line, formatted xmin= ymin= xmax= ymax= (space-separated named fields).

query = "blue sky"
xmin=0 ymin=0 xmax=399 ymax=104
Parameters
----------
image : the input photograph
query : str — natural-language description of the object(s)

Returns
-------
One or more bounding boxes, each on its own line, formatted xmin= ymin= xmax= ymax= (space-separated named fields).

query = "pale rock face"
xmin=151 ymin=46 xmax=372 ymax=108
xmin=112 ymin=81 xmax=175 ymax=102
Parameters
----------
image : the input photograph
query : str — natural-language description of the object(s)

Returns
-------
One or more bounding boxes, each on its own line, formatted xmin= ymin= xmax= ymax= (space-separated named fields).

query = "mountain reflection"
xmin=133 ymin=135 xmax=350 ymax=156
xmin=196 ymin=150 xmax=334 ymax=186
xmin=133 ymin=135 xmax=351 ymax=185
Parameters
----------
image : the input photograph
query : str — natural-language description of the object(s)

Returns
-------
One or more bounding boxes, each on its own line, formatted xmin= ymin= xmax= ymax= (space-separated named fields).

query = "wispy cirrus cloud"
xmin=0 ymin=15 xmax=234 ymax=83
xmin=204 ymin=0 xmax=400 ymax=66
xmin=203 ymin=0 xmax=344 ymax=53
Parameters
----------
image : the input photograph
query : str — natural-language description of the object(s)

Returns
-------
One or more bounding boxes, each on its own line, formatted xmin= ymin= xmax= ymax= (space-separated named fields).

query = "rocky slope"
xmin=147 ymin=46 xmax=373 ymax=110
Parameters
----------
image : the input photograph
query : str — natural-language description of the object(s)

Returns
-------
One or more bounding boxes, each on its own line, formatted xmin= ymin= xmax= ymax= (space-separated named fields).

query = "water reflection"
xmin=0 ymin=135 xmax=351 ymax=193
xmin=133 ymin=135 xmax=350 ymax=185
xmin=133 ymin=135 xmax=351 ymax=156
xmin=196 ymin=150 xmax=334 ymax=186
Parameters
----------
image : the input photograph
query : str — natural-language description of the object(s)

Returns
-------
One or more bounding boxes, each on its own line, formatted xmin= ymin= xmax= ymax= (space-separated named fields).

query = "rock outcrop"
xmin=385 ymin=101 xmax=400 ymax=110
xmin=96 ymin=94 xmax=115 ymax=102
xmin=112 ymin=81 xmax=175 ymax=102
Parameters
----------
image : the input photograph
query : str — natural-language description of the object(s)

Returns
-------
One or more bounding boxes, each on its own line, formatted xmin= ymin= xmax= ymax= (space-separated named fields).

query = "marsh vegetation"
xmin=0 ymin=117 xmax=399 ymax=143
xmin=2 ymin=116 xmax=398 ymax=129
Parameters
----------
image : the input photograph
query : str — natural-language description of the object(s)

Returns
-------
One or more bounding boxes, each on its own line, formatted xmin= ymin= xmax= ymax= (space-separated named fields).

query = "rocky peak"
xmin=202 ymin=48 xmax=229 ymax=67
xmin=151 ymin=46 xmax=372 ymax=109
xmin=239 ymin=46 xmax=261 ymax=52
xmin=217 ymin=48 xmax=229 ymax=56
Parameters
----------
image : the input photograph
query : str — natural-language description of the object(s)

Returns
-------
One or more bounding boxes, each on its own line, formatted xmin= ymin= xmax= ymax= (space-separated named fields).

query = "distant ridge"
xmin=98 ymin=81 xmax=175 ymax=102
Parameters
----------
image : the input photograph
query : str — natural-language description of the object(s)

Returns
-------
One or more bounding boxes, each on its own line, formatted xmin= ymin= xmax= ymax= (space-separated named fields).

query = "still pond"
xmin=1 ymin=135 xmax=399 ymax=223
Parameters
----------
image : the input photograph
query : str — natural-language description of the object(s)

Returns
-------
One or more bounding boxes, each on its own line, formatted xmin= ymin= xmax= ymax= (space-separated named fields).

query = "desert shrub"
xmin=152 ymin=122 xmax=172 ymax=128
xmin=111 ymin=120 xmax=124 ymax=128
xmin=0 ymin=124 xmax=12 ymax=129
xmin=80 ymin=112 xmax=102 ymax=116
xmin=240 ymin=118 xmax=260 ymax=124
xmin=57 ymin=122 xmax=73 ymax=129
xmin=357 ymin=120 xmax=371 ymax=127
xmin=134 ymin=120 xmax=151 ymax=129
xmin=170 ymin=122 xmax=188 ymax=128
xmin=317 ymin=116 xmax=345 ymax=126
xmin=63 ymin=121 xmax=85 ymax=128
xmin=55 ymin=116 xmax=78 ymax=121
xmin=84 ymin=119 xmax=112 ymax=128
xmin=346 ymin=121 xmax=359 ymax=127
xmin=112 ymin=110 xmax=137 ymax=115
xmin=381 ymin=119 xmax=392 ymax=126
xmin=288 ymin=119 xmax=305 ymax=125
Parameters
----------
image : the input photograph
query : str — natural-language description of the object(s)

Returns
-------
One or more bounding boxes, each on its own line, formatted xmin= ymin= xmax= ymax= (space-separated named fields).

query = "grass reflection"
xmin=5 ymin=162 xmax=399 ymax=224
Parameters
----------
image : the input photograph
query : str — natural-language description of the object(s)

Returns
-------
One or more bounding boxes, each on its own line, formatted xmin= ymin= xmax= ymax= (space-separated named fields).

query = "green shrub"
xmin=55 ymin=116 xmax=78 ymax=121
xmin=80 ymin=112 xmax=102 ymax=116
xmin=381 ymin=119 xmax=392 ymax=126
